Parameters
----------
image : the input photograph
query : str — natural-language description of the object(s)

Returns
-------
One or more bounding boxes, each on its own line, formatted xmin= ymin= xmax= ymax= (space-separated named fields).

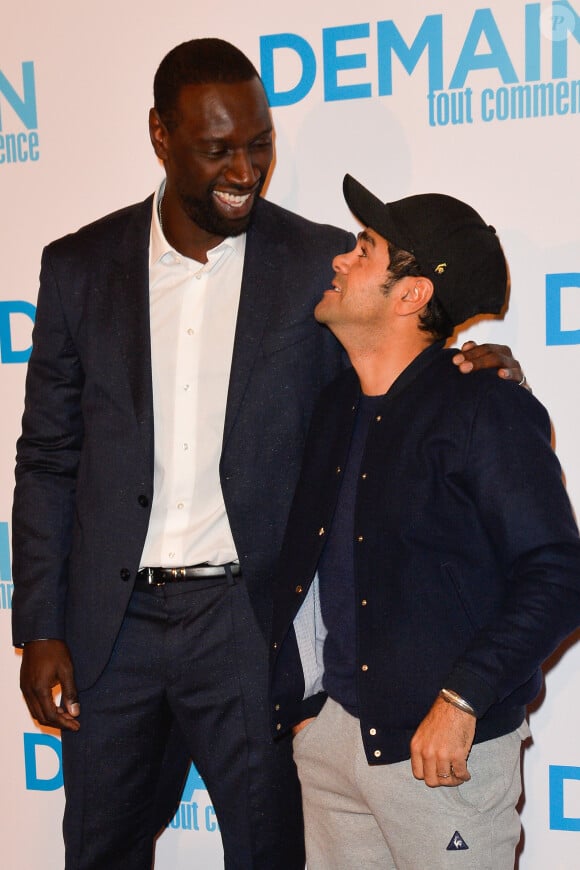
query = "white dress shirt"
xmin=139 ymin=182 xmax=244 ymax=568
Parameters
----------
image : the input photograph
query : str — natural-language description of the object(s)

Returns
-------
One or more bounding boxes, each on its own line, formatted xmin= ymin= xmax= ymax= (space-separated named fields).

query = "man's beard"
xmin=177 ymin=181 xmax=264 ymax=238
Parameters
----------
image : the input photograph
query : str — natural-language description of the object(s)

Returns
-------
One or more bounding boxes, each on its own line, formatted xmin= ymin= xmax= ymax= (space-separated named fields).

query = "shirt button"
xmin=177 ymin=502 xmax=184 ymax=510
xmin=374 ymin=750 xmax=382 ymax=758
xmin=369 ymin=728 xmax=377 ymax=736
xmin=187 ymin=328 xmax=194 ymax=335
xmin=361 ymin=664 xmax=369 ymax=672
xmin=276 ymin=723 xmax=282 ymax=731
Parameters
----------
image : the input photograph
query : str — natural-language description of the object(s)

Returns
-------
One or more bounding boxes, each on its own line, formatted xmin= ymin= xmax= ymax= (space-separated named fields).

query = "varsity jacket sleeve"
xmin=442 ymin=379 xmax=580 ymax=718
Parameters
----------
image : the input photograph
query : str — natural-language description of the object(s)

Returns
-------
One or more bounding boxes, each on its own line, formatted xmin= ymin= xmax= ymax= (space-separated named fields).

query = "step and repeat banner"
xmin=1 ymin=1 xmax=580 ymax=867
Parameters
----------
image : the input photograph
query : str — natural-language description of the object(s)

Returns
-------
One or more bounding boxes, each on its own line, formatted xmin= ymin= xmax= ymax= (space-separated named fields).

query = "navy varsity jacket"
xmin=270 ymin=343 xmax=580 ymax=764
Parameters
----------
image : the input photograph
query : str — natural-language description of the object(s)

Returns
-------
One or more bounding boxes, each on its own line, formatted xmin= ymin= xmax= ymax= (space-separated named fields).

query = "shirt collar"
xmin=149 ymin=179 xmax=246 ymax=269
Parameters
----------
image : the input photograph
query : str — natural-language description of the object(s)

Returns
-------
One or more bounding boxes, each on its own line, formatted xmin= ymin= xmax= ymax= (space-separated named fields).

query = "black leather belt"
xmin=136 ymin=563 xmax=241 ymax=587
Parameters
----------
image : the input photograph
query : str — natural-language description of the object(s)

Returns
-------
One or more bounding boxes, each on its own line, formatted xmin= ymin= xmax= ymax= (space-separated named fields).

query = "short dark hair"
xmin=383 ymin=241 xmax=454 ymax=341
xmin=153 ymin=38 xmax=262 ymax=130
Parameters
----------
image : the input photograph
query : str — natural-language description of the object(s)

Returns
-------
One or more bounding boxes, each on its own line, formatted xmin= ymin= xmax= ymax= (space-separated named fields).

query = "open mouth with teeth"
xmin=213 ymin=189 xmax=254 ymax=211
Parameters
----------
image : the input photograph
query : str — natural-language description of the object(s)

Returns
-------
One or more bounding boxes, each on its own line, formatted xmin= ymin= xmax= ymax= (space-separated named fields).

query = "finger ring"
xmin=437 ymin=772 xmax=451 ymax=778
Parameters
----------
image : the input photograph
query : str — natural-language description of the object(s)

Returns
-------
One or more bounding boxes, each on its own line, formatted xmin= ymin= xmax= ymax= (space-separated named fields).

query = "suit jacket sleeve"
xmin=12 ymin=243 xmax=84 ymax=645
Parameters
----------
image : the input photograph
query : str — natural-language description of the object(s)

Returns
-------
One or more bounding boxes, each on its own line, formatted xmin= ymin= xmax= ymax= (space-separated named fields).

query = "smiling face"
xmin=150 ymin=77 xmax=273 ymax=253
xmin=317 ymin=228 xmax=437 ymax=393
xmin=315 ymin=228 xmax=393 ymax=336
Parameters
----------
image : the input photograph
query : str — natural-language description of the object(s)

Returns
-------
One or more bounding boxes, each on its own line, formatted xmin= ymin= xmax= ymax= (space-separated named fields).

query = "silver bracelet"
xmin=439 ymin=688 xmax=476 ymax=716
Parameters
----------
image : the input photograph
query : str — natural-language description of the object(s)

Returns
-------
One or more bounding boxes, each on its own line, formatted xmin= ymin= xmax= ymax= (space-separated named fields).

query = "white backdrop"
xmin=1 ymin=1 xmax=580 ymax=867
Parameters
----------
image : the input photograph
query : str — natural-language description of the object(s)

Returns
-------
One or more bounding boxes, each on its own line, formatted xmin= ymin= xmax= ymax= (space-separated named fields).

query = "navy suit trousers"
xmin=61 ymin=575 xmax=304 ymax=869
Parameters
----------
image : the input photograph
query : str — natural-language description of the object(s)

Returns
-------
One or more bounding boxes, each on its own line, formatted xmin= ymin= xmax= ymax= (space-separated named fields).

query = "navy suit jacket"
xmin=12 ymin=194 xmax=353 ymax=689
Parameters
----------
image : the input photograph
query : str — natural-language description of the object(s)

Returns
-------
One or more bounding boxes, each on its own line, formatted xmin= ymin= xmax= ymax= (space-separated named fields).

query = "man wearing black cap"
xmin=269 ymin=176 xmax=580 ymax=868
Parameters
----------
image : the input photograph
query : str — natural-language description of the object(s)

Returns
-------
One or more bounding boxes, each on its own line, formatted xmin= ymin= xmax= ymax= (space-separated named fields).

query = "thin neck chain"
xmin=158 ymin=193 xmax=165 ymax=234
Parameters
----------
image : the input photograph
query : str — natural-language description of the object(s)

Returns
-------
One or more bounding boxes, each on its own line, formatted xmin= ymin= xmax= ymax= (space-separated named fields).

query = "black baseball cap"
xmin=342 ymin=174 xmax=508 ymax=327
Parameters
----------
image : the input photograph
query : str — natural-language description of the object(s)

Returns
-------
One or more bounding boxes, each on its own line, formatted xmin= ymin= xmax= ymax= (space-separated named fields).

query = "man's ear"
xmin=149 ymin=108 xmax=169 ymax=162
xmin=396 ymin=277 xmax=434 ymax=316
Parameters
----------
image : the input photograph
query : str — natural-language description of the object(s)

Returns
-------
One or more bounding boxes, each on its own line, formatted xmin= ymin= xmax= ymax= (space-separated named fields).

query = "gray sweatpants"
xmin=293 ymin=698 xmax=530 ymax=870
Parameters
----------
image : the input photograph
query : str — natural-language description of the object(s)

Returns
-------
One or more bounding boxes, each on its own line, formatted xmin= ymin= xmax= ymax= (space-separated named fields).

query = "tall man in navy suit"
xmin=11 ymin=39 xmax=522 ymax=870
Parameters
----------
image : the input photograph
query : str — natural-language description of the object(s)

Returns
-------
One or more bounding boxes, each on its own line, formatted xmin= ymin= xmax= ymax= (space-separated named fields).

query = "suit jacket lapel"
xmin=109 ymin=197 xmax=154 ymax=458
xmin=223 ymin=200 xmax=278 ymax=447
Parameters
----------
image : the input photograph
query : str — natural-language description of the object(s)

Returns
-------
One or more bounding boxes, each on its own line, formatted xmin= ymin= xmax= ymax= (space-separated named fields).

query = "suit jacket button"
xmin=138 ymin=494 xmax=149 ymax=507
xmin=120 ymin=568 xmax=131 ymax=581
xmin=295 ymin=585 xmax=303 ymax=594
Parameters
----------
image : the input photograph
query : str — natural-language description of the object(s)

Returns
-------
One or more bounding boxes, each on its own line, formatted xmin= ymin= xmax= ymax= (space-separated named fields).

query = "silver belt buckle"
xmin=145 ymin=567 xmax=162 ymax=586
